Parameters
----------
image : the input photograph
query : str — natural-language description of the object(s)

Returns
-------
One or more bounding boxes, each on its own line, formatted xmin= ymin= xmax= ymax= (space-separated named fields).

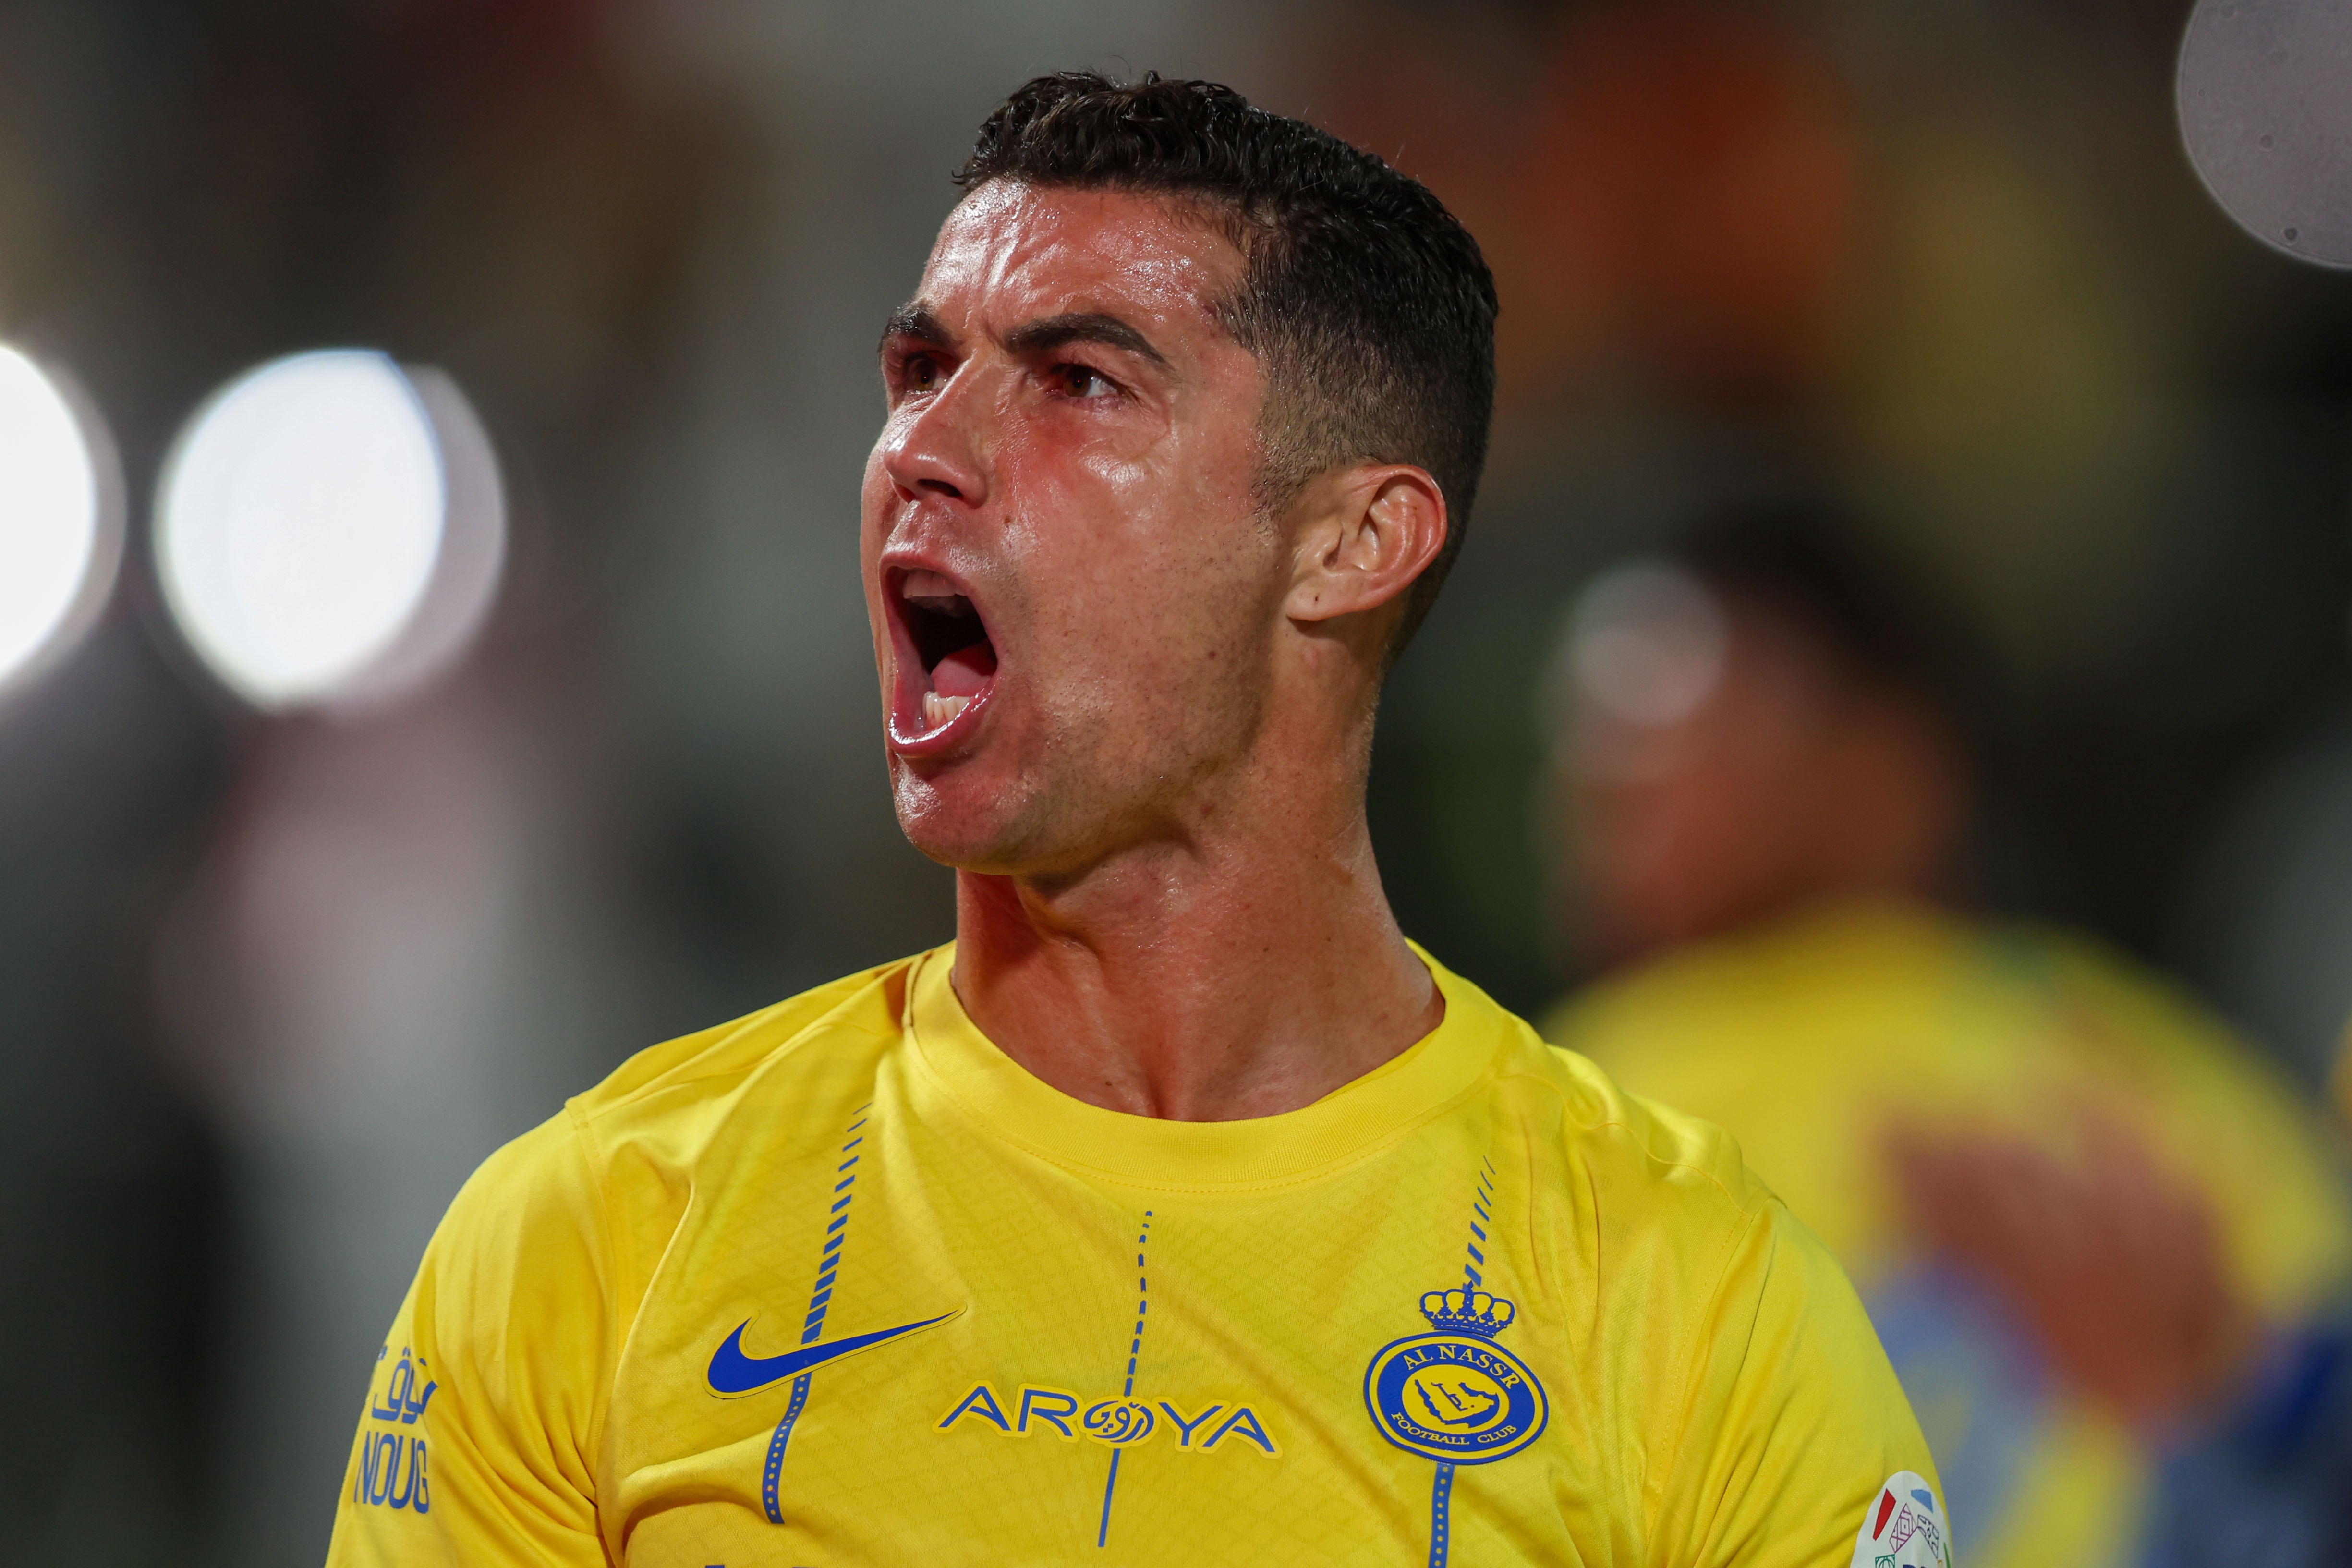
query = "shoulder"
xmin=1483 ymin=1001 xmax=1925 ymax=1459
xmin=1996 ymin=920 xmax=2341 ymax=1180
xmin=1489 ymin=997 xmax=1780 ymax=1230
xmin=1469 ymin=977 xmax=1871 ymax=1332
xmin=2017 ymin=923 xmax=2352 ymax=1301
xmin=2022 ymin=921 xmax=2274 ymax=1067
xmin=432 ymin=954 xmax=928 ymax=1293
xmin=1422 ymin=943 xmax=1853 ymax=1328
xmin=1418 ymin=950 xmax=1778 ymax=1226
xmin=543 ymin=954 xmax=922 ymax=1184
xmin=572 ymin=956 xmax=915 ymax=1123
xmin=442 ymin=948 xmax=906 ymax=1175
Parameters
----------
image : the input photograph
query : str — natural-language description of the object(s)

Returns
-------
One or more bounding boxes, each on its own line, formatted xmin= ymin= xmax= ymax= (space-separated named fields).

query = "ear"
xmin=1283 ymin=464 xmax=1449 ymax=632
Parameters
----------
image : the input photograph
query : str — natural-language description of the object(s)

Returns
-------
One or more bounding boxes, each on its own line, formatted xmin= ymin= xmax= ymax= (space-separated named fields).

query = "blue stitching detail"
xmin=761 ymin=1104 xmax=871 ymax=1526
xmin=1096 ymin=1210 xmax=1154 ymax=1549
xmin=1428 ymin=1463 xmax=1454 ymax=1566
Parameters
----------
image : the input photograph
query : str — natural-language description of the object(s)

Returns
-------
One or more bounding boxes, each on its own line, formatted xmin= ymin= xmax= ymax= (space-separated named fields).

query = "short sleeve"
xmin=325 ymin=1111 xmax=617 ymax=1568
xmin=1648 ymin=1200 xmax=1945 ymax=1568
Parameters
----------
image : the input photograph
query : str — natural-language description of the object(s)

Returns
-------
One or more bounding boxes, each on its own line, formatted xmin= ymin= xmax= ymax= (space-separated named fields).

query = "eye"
xmin=1055 ymin=364 xmax=1120 ymax=401
xmin=902 ymin=354 xmax=944 ymax=394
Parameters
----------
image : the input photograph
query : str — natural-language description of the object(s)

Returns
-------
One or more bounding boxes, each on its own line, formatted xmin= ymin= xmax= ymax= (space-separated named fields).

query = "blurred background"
xmin=4 ymin=0 xmax=2352 ymax=1563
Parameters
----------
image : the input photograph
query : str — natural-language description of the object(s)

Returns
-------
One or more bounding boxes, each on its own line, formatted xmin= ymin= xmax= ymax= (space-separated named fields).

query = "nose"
xmin=880 ymin=368 xmax=990 ymax=508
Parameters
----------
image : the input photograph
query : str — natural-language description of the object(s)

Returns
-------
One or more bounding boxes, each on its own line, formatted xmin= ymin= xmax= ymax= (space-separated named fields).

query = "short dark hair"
xmin=1670 ymin=499 xmax=1988 ymax=741
xmin=954 ymin=72 xmax=1498 ymax=659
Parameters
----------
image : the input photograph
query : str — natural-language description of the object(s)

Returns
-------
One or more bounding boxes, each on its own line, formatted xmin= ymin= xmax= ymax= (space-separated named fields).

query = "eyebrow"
xmin=1003 ymin=312 xmax=1169 ymax=368
xmin=878 ymin=304 xmax=1171 ymax=370
xmin=879 ymin=304 xmax=953 ymax=356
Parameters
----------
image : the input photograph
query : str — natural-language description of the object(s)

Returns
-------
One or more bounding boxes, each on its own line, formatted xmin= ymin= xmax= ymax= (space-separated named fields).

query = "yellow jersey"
xmin=328 ymin=944 xmax=1940 ymax=1566
xmin=1546 ymin=899 xmax=2352 ymax=1568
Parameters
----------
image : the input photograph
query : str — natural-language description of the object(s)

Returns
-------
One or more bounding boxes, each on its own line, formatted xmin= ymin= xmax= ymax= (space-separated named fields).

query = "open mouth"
xmin=891 ymin=566 xmax=998 ymax=742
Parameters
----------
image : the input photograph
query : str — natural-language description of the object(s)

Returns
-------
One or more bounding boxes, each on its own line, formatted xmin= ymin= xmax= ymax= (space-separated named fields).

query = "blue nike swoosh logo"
xmin=706 ymin=1310 xmax=959 ymax=1397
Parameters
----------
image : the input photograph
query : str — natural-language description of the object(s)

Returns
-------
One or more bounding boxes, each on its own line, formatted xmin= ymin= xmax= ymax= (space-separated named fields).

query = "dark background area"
xmin=2 ymin=0 xmax=2350 ymax=1560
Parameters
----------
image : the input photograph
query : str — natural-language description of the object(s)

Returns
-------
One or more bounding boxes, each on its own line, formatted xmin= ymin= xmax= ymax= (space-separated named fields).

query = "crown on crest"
xmin=1420 ymin=1288 xmax=1515 ymax=1338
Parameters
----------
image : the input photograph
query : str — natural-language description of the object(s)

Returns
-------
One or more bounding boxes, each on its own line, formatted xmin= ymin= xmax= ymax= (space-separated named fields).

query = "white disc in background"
xmin=2179 ymin=0 xmax=2352 ymax=269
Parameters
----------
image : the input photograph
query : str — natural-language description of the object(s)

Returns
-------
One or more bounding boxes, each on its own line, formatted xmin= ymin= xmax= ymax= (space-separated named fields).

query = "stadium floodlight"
xmin=0 ymin=344 xmax=120 ymax=704
xmin=156 ymin=349 xmax=505 ymax=713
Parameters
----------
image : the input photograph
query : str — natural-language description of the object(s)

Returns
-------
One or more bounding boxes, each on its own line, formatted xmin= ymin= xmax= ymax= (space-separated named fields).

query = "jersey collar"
xmin=902 ymin=941 xmax=1515 ymax=1191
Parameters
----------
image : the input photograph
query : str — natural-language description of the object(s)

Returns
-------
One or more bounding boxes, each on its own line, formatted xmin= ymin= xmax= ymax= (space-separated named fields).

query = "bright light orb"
xmin=329 ymin=368 xmax=508 ymax=711
xmin=0 ymin=345 xmax=113 ymax=698
xmin=158 ymin=350 xmax=448 ymax=709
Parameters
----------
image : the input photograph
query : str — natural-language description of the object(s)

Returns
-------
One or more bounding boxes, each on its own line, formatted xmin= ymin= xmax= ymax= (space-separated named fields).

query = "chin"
xmin=891 ymin=764 xmax=1037 ymax=872
xmin=891 ymin=757 xmax=1121 ymax=880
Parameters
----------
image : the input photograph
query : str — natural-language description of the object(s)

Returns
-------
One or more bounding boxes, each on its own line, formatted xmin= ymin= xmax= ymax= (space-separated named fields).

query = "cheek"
xmin=859 ymin=440 xmax=898 ymax=539
xmin=992 ymin=405 xmax=1271 ymax=685
xmin=994 ymin=429 xmax=1177 ymax=615
xmin=1079 ymin=441 xmax=1266 ymax=618
xmin=998 ymin=407 xmax=1165 ymax=518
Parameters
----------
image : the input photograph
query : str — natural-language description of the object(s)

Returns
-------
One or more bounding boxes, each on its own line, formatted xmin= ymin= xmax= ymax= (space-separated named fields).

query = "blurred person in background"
xmin=1541 ymin=500 xmax=2352 ymax=1568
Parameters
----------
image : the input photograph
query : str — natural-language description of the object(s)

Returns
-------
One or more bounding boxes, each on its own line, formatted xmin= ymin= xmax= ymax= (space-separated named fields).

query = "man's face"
xmin=1559 ymin=596 xmax=1961 ymax=964
xmin=863 ymin=182 xmax=1284 ymax=876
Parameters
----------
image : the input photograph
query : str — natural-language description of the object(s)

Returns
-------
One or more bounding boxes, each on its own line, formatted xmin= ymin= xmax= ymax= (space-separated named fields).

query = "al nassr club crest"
xmin=1363 ymin=1288 xmax=1548 ymax=1464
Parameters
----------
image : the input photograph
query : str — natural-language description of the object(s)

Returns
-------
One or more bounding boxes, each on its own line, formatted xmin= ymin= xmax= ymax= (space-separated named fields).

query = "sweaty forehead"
xmin=920 ymin=182 xmax=1245 ymax=337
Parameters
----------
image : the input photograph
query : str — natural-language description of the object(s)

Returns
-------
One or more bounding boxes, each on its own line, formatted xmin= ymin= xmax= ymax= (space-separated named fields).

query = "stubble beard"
xmin=893 ymin=639 xmax=1275 ymax=884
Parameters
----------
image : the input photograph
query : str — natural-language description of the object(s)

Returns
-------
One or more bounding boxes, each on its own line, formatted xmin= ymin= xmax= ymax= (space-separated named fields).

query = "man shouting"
xmin=329 ymin=73 xmax=1941 ymax=1567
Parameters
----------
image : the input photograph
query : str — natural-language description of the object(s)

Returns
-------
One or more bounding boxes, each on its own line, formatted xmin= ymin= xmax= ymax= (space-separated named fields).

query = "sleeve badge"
xmin=1851 ymin=1471 xmax=1950 ymax=1568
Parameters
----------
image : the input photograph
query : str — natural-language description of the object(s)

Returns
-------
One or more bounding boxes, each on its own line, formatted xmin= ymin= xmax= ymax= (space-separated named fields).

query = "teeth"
xmin=903 ymin=569 xmax=972 ymax=615
xmin=921 ymin=691 xmax=970 ymax=730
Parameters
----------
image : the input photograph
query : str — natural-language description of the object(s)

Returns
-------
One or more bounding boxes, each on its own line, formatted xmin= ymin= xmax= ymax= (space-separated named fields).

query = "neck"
xmin=948 ymin=771 xmax=1442 ymax=1123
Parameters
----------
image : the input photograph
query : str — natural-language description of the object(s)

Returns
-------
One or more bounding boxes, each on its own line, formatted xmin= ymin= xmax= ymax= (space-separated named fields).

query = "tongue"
xmin=931 ymin=641 xmax=996 ymax=699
